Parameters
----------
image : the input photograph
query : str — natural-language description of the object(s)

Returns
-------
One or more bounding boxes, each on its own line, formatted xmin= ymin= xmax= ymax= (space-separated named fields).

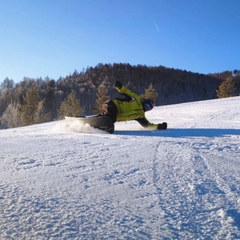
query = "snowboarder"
xmin=101 ymin=81 xmax=167 ymax=130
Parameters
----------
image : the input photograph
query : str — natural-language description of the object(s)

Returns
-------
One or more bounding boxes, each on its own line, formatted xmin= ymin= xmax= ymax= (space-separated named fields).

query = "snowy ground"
xmin=0 ymin=97 xmax=240 ymax=240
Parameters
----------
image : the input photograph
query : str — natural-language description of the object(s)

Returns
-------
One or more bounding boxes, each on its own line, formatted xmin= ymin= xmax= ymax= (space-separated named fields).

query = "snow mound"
xmin=52 ymin=120 xmax=109 ymax=134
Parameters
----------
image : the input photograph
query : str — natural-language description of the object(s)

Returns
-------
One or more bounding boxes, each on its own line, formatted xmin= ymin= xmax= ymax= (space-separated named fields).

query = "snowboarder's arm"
xmin=135 ymin=116 xmax=158 ymax=130
xmin=115 ymin=81 xmax=141 ymax=102
xmin=136 ymin=116 xmax=167 ymax=130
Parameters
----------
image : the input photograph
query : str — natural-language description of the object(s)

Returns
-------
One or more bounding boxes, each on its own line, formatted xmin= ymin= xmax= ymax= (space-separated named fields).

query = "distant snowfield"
xmin=0 ymin=97 xmax=240 ymax=239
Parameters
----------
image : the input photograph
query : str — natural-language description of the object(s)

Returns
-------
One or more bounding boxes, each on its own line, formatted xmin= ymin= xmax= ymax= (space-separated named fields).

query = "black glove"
xmin=157 ymin=122 xmax=167 ymax=130
xmin=115 ymin=81 xmax=122 ymax=89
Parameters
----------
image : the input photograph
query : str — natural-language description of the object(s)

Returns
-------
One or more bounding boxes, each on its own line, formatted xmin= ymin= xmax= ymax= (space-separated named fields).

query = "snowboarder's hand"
xmin=115 ymin=81 xmax=122 ymax=89
xmin=101 ymin=103 xmax=109 ymax=115
xmin=157 ymin=122 xmax=167 ymax=130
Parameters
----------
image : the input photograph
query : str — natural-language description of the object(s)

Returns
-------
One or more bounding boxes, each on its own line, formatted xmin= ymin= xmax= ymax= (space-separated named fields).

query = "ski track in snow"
xmin=152 ymin=139 xmax=240 ymax=239
xmin=0 ymin=97 xmax=240 ymax=239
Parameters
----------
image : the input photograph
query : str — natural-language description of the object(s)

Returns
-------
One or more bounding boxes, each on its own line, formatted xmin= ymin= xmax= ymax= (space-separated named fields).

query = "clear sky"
xmin=0 ymin=0 xmax=240 ymax=82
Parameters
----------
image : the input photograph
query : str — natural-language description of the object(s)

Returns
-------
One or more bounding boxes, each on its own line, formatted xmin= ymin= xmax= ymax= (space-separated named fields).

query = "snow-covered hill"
xmin=1 ymin=97 xmax=240 ymax=239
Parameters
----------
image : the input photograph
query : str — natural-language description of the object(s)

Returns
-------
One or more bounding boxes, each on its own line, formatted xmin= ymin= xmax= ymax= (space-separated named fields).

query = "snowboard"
xmin=65 ymin=115 xmax=115 ymax=133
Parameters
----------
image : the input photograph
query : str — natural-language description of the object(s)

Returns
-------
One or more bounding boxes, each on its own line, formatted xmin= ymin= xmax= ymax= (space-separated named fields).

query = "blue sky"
xmin=0 ymin=0 xmax=240 ymax=82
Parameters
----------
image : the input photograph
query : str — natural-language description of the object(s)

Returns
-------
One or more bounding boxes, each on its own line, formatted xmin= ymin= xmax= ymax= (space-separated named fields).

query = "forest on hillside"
xmin=0 ymin=63 xmax=240 ymax=129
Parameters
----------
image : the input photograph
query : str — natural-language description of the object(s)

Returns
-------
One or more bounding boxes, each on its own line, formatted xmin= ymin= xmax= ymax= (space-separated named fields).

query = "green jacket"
xmin=112 ymin=86 xmax=158 ymax=129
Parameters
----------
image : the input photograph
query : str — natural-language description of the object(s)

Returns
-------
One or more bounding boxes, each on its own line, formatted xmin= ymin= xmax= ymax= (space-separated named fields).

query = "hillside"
xmin=1 ymin=65 xmax=240 ymax=129
xmin=0 ymin=96 xmax=240 ymax=239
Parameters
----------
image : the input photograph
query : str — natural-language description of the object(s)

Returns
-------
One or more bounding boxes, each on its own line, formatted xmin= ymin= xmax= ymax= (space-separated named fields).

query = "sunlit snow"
xmin=0 ymin=97 xmax=240 ymax=239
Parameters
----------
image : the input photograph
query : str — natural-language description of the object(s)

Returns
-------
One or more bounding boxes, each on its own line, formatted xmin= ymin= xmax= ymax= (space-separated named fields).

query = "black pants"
xmin=104 ymin=100 xmax=118 ymax=123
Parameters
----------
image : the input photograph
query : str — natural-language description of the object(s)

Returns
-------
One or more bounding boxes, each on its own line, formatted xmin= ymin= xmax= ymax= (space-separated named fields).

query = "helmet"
xmin=142 ymin=99 xmax=155 ymax=111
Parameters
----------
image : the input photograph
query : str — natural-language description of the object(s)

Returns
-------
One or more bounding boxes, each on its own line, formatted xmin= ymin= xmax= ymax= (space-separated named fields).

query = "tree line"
xmin=0 ymin=63 xmax=239 ymax=129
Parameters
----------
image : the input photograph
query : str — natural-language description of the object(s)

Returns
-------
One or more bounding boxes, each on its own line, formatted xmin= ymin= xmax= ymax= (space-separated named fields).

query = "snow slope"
xmin=0 ymin=97 xmax=240 ymax=240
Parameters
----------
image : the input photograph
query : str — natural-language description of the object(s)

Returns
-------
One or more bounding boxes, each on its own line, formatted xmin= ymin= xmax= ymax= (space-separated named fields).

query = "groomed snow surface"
xmin=1 ymin=97 xmax=240 ymax=240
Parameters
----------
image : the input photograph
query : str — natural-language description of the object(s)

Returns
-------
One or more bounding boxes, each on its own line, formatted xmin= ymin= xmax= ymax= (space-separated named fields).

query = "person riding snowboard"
xmin=101 ymin=81 xmax=167 ymax=130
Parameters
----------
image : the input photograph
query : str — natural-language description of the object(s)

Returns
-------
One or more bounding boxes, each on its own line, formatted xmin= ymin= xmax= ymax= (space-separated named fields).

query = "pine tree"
xmin=19 ymin=83 xmax=50 ymax=126
xmin=141 ymin=83 xmax=158 ymax=102
xmin=216 ymin=77 xmax=236 ymax=98
xmin=93 ymin=84 xmax=110 ymax=114
xmin=58 ymin=91 xmax=84 ymax=119
xmin=34 ymin=99 xmax=51 ymax=124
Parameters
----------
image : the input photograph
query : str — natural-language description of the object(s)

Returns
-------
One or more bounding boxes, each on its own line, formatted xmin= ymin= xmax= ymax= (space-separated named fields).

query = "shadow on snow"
xmin=114 ymin=128 xmax=240 ymax=138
